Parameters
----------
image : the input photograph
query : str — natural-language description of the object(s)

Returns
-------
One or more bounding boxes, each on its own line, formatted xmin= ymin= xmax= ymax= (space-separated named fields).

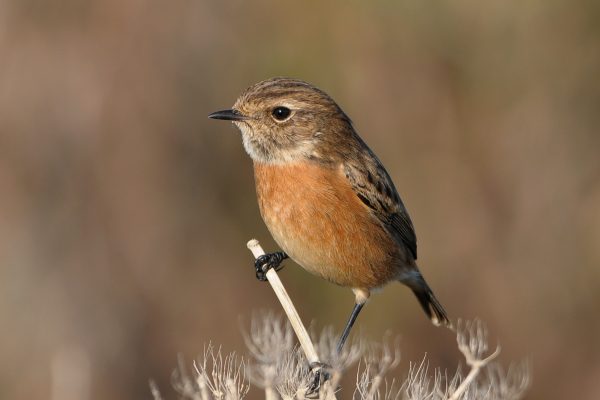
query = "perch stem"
xmin=246 ymin=239 xmax=320 ymax=365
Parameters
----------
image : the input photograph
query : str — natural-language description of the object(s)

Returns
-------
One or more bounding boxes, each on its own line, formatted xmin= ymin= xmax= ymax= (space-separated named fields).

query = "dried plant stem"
xmin=366 ymin=340 xmax=400 ymax=399
xmin=149 ymin=380 xmax=162 ymax=400
xmin=448 ymin=346 xmax=501 ymax=400
xmin=265 ymin=387 xmax=278 ymax=400
xmin=157 ymin=312 xmax=529 ymax=400
xmin=246 ymin=239 xmax=320 ymax=365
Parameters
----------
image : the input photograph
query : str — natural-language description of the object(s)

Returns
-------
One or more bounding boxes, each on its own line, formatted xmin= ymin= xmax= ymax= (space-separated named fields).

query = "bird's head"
xmin=209 ymin=77 xmax=352 ymax=164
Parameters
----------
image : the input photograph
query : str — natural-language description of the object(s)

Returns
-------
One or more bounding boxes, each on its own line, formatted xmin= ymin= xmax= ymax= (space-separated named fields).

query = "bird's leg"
xmin=254 ymin=251 xmax=288 ymax=281
xmin=336 ymin=302 xmax=365 ymax=353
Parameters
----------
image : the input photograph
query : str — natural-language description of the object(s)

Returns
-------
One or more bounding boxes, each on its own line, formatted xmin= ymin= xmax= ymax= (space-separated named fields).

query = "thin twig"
xmin=448 ymin=347 xmax=500 ymax=400
xmin=246 ymin=239 xmax=320 ymax=365
xmin=448 ymin=321 xmax=502 ymax=400
xmin=149 ymin=380 xmax=163 ymax=400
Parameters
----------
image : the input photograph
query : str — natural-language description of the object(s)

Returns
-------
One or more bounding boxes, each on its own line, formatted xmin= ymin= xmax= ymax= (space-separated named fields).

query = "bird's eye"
xmin=271 ymin=106 xmax=292 ymax=121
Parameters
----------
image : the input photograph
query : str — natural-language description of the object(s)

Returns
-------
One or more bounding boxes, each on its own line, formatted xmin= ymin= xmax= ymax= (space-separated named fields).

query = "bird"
xmin=209 ymin=77 xmax=449 ymax=353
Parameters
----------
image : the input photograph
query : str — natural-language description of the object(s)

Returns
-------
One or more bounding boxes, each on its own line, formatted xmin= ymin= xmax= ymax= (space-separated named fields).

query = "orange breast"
xmin=254 ymin=161 xmax=398 ymax=289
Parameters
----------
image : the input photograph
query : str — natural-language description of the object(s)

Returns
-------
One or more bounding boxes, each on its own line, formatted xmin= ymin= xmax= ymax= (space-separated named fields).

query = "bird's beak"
xmin=208 ymin=109 xmax=250 ymax=121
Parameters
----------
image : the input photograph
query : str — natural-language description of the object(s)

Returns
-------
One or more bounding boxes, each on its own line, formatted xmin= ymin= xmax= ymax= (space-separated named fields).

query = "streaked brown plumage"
xmin=209 ymin=77 xmax=449 ymax=350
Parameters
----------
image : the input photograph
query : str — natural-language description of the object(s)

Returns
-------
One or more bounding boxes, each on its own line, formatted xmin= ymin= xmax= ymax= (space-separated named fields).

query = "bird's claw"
xmin=254 ymin=252 xmax=288 ymax=281
xmin=305 ymin=361 xmax=332 ymax=398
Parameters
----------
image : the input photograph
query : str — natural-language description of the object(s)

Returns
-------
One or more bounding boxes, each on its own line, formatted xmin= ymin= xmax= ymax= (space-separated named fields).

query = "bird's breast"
xmin=253 ymin=161 xmax=398 ymax=289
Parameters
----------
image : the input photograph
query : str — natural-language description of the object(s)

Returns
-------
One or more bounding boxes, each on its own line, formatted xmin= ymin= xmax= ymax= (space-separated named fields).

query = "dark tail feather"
xmin=411 ymin=285 xmax=450 ymax=327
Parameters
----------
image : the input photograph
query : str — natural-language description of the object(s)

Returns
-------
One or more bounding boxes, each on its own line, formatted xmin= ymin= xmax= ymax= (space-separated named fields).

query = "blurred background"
xmin=1 ymin=0 xmax=599 ymax=399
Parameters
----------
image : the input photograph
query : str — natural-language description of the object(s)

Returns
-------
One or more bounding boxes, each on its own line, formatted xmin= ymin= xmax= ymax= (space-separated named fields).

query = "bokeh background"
xmin=1 ymin=0 xmax=599 ymax=399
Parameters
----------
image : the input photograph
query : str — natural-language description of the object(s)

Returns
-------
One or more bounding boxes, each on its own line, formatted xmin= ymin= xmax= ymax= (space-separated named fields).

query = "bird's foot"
xmin=254 ymin=252 xmax=288 ymax=281
xmin=305 ymin=361 xmax=332 ymax=398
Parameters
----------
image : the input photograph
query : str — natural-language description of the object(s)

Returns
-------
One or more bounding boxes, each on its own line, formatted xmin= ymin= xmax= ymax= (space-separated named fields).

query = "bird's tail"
xmin=412 ymin=286 xmax=450 ymax=327
xmin=402 ymin=271 xmax=450 ymax=327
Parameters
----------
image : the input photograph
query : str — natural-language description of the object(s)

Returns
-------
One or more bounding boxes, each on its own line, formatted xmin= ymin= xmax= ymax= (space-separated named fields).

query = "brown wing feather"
xmin=343 ymin=149 xmax=418 ymax=259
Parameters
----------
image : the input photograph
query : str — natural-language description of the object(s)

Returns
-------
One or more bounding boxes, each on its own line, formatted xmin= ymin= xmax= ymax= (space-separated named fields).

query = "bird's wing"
xmin=342 ymin=151 xmax=418 ymax=259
